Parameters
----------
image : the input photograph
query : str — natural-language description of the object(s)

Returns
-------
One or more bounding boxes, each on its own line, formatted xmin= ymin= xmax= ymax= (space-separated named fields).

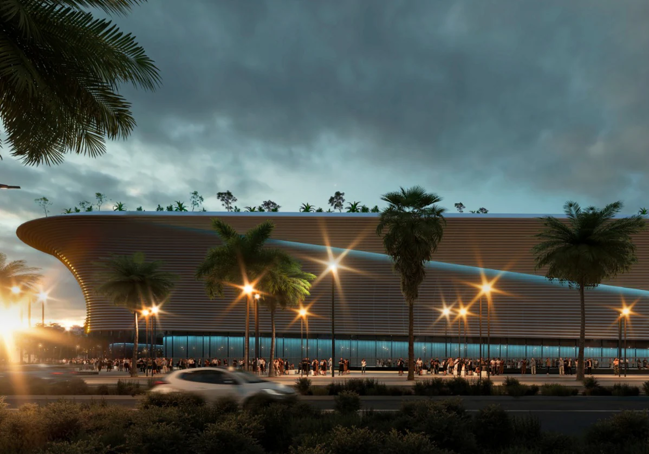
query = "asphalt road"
xmin=2 ymin=395 xmax=648 ymax=435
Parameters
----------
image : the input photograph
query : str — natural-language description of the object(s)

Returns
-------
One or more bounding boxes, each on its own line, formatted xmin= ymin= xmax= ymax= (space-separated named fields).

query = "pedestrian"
xmin=361 ymin=358 xmax=366 ymax=374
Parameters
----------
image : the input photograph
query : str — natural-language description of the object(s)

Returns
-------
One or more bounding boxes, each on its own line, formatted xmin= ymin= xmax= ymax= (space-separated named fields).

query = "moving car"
xmin=149 ymin=367 xmax=296 ymax=402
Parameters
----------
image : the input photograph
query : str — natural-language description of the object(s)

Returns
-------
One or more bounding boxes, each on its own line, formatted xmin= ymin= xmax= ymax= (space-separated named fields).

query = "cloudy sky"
xmin=1 ymin=0 xmax=648 ymax=323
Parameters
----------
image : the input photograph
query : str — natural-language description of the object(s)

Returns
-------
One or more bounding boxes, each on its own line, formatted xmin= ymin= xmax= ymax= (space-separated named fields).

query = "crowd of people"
xmin=25 ymin=356 xmax=648 ymax=377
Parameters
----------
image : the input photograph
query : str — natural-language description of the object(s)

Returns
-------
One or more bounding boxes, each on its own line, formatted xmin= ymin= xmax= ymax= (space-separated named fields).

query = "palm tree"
xmin=174 ymin=201 xmax=188 ymax=212
xmin=532 ymin=201 xmax=645 ymax=380
xmin=376 ymin=186 xmax=446 ymax=380
xmin=0 ymin=253 xmax=41 ymax=306
xmin=196 ymin=220 xmax=276 ymax=371
xmin=258 ymin=256 xmax=315 ymax=376
xmin=95 ymin=252 xmax=178 ymax=377
xmin=299 ymin=203 xmax=315 ymax=212
xmin=346 ymin=201 xmax=361 ymax=213
xmin=113 ymin=202 xmax=126 ymax=211
xmin=0 ymin=0 xmax=160 ymax=165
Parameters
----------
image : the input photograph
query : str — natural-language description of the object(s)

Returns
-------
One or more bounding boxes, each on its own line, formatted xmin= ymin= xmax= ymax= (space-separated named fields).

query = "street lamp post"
xmin=299 ymin=308 xmax=308 ymax=362
xmin=459 ymin=308 xmax=467 ymax=358
xmin=442 ymin=308 xmax=450 ymax=358
xmin=151 ymin=306 xmax=159 ymax=359
xmin=142 ymin=309 xmax=150 ymax=359
xmin=0 ymin=184 xmax=20 ymax=189
xmin=243 ymin=285 xmax=254 ymax=371
xmin=620 ymin=307 xmax=630 ymax=378
xmin=328 ymin=263 xmax=337 ymax=377
xmin=254 ymin=293 xmax=261 ymax=361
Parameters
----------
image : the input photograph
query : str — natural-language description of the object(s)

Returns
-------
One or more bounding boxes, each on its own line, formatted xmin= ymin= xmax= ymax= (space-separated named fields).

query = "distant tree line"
xmin=34 ymin=189 xmax=491 ymax=216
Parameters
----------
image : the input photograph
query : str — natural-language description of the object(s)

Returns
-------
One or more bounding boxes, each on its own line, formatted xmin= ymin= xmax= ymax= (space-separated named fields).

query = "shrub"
xmin=37 ymin=437 xmax=113 ymax=454
xmin=396 ymin=399 xmax=476 ymax=453
xmin=327 ymin=426 xmax=382 ymax=454
xmin=40 ymin=401 xmax=84 ymax=442
xmin=296 ymin=377 xmax=312 ymax=395
xmin=125 ymin=421 xmax=186 ymax=454
xmin=96 ymin=385 xmax=110 ymax=395
xmin=447 ymin=377 xmax=472 ymax=395
xmin=643 ymin=381 xmax=649 ymax=396
xmin=414 ymin=378 xmax=450 ymax=396
xmin=612 ymin=384 xmax=640 ymax=396
xmin=583 ymin=376 xmax=599 ymax=390
xmin=334 ymin=391 xmax=361 ymax=414
xmin=382 ymin=430 xmax=448 ymax=454
xmin=586 ymin=411 xmax=649 ymax=448
xmin=0 ymin=404 xmax=47 ymax=453
xmin=502 ymin=377 xmax=538 ymax=397
xmin=540 ymin=384 xmax=578 ymax=396
xmin=192 ymin=414 xmax=265 ymax=454
xmin=116 ymin=380 xmax=146 ymax=396
xmin=472 ymin=405 xmax=512 ymax=449
xmin=139 ymin=392 xmax=206 ymax=409
xmin=213 ymin=396 xmax=240 ymax=414
xmin=49 ymin=378 xmax=89 ymax=395
xmin=511 ymin=415 xmax=541 ymax=449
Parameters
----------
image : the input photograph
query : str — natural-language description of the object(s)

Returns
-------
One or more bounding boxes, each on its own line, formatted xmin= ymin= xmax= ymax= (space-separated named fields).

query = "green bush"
xmin=540 ymin=384 xmax=578 ymax=396
xmin=414 ymin=378 xmax=450 ymax=396
xmin=582 ymin=376 xmax=599 ymax=390
xmin=40 ymin=401 xmax=83 ymax=442
xmin=327 ymin=426 xmax=382 ymax=454
xmin=139 ymin=392 xmax=206 ymax=409
xmin=472 ymin=405 xmax=512 ymax=449
xmin=95 ymin=384 xmax=110 ymax=395
xmin=296 ymin=377 xmax=312 ymax=395
xmin=192 ymin=414 xmax=265 ymax=454
xmin=383 ymin=430 xmax=449 ymax=454
xmin=37 ymin=437 xmax=113 ymax=454
xmin=395 ymin=399 xmax=476 ymax=453
xmin=511 ymin=415 xmax=541 ymax=449
xmin=447 ymin=377 xmax=472 ymax=395
xmin=125 ymin=421 xmax=186 ymax=454
xmin=49 ymin=378 xmax=89 ymax=395
xmin=502 ymin=377 xmax=539 ymax=397
xmin=586 ymin=411 xmax=649 ymax=448
xmin=116 ymin=379 xmax=146 ymax=396
xmin=326 ymin=378 xmax=408 ymax=396
xmin=334 ymin=391 xmax=361 ymax=414
xmin=0 ymin=405 xmax=47 ymax=453
xmin=213 ymin=395 xmax=240 ymax=414
xmin=612 ymin=384 xmax=640 ymax=396
xmin=643 ymin=381 xmax=649 ymax=396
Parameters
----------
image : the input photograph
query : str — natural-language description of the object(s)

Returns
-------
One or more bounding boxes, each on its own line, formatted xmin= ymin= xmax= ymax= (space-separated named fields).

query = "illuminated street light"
xmin=243 ymin=284 xmax=254 ymax=294
xmin=441 ymin=307 xmax=451 ymax=357
xmin=242 ymin=285 xmax=255 ymax=371
xmin=299 ymin=308 xmax=307 ymax=317
xmin=618 ymin=307 xmax=631 ymax=377
xmin=11 ymin=286 xmax=20 ymax=294
xmin=142 ymin=309 xmax=150 ymax=316
xmin=328 ymin=261 xmax=338 ymax=377
xmin=151 ymin=306 xmax=159 ymax=314
xmin=299 ymin=307 xmax=309 ymax=359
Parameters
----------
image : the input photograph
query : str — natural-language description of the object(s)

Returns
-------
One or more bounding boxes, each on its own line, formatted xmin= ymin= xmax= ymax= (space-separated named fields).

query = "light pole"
xmin=459 ymin=308 xmax=468 ymax=357
xmin=151 ymin=306 xmax=159 ymax=359
xmin=243 ymin=284 xmax=254 ymax=371
xmin=141 ymin=309 xmax=150 ymax=359
xmin=0 ymin=184 xmax=20 ymax=189
xmin=254 ymin=293 xmax=261 ymax=360
xmin=39 ymin=291 xmax=47 ymax=326
xmin=442 ymin=308 xmax=451 ymax=358
xmin=620 ymin=307 xmax=630 ymax=378
xmin=11 ymin=286 xmax=24 ymax=363
xmin=299 ymin=308 xmax=309 ymax=358
xmin=328 ymin=262 xmax=337 ymax=377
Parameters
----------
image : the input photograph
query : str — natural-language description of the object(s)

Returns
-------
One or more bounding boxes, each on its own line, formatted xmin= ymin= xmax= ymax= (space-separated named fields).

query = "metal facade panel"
xmin=15 ymin=213 xmax=649 ymax=340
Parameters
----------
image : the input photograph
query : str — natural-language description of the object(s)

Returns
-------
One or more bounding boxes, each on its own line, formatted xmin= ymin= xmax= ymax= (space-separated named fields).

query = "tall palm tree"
xmin=532 ymin=201 xmax=645 ymax=380
xmin=376 ymin=186 xmax=446 ymax=380
xmin=0 ymin=252 xmax=42 ymax=305
xmin=299 ymin=203 xmax=315 ymax=213
xmin=258 ymin=256 xmax=315 ymax=376
xmin=95 ymin=252 xmax=178 ymax=377
xmin=0 ymin=0 xmax=160 ymax=165
xmin=196 ymin=219 xmax=276 ymax=371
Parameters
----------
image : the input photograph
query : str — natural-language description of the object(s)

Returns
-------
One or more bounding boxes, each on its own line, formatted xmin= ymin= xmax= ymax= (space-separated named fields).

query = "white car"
xmin=149 ymin=367 xmax=296 ymax=403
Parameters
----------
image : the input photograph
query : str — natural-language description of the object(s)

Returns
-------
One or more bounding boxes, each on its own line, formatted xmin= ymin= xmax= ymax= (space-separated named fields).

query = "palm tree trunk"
xmin=408 ymin=301 xmax=415 ymax=381
xmin=577 ymin=284 xmax=586 ymax=380
xmin=131 ymin=311 xmax=139 ymax=377
xmin=269 ymin=309 xmax=276 ymax=377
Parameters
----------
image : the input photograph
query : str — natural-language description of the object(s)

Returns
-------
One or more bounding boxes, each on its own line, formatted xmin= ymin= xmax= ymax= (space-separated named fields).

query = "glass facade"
xmin=161 ymin=335 xmax=649 ymax=368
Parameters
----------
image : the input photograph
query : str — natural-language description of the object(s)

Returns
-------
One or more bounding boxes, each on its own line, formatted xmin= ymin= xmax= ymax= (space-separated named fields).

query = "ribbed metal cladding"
xmin=15 ymin=212 xmax=649 ymax=341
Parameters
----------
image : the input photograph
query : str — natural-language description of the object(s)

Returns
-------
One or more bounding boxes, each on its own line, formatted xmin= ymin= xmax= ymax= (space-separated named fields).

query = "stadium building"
xmin=16 ymin=212 xmax=649 ymax=366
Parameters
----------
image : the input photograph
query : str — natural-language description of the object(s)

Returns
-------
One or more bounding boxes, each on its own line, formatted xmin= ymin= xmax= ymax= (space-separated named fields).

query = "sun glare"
xmin=0 ymin=306 xmax=23 ymax=362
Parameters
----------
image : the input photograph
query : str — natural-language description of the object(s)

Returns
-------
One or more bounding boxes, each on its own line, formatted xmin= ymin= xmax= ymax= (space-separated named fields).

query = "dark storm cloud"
xmin=3 ymin=0 xmax=649 ymax=321
xmin=105 ymin=0 xmax=649 ymax=204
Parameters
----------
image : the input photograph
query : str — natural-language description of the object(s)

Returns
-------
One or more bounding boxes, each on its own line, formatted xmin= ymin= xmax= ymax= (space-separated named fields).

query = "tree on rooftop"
xmin=532 ymin=201 xmax=645 ymax=381
xmin=300 ymin=203 xmax=315 ymax=213
xmin=189 ymin=191 xmax=204 ymax=212
xmin=34 ymin=197 xmax=52 ymax=217
xmin=261 ymin=200 xmax=280 ymax=212
xmin=95 ymin=252 xmax=178 ymax=377
xmin=328 ymin=191 xmax=345 ymax=212
xmin=217 ymin=191 xmax=237 ymax=212
xmin=0 ymin=0 xmax=160 ymax=166
xmin=95 ymin=193 xmax=109 ymax=211
xmin=377 ymin=186 xmax=446 ymax=381
xmin=113 ymin=201 xmax=126 ymax=211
